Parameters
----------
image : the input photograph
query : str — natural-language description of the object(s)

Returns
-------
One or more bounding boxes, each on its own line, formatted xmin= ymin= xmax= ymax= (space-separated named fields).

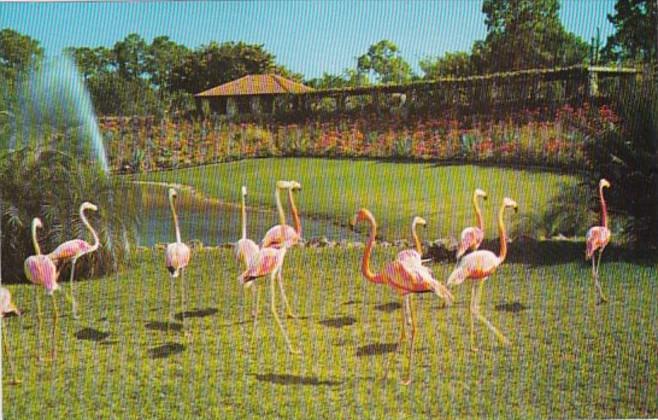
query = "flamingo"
xmin=164 ymin=188 xmax=191 ymax=335
xmin=261 ymin=180 xmax=302 ymax=249
xmin=259 ymin=180 xmax=299 ymax=318
xmin=23 ymin=217 xmax=61 ymax=360
xmin=351 ymin=208 xmax=454 ymax=385
xmin=397 ymin=216 xmax=430 ymax=264
xmin=447 ymin=197 xmax=518 ymax=352
xmin=47 ymin=201 xmax=100 ymax=319
xmin=1 ymin=287 xmax=21 ymax=384
xmin=586 ymin=178 xmax=611 ymax=304
xmin=234 ymin=185 xmax=260 ymax=318
xmin=456 ymin=188 xmax=488 ymax=260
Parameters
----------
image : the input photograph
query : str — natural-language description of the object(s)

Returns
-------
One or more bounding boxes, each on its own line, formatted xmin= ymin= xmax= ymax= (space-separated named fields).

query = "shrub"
xmin=0 ymin=147 xmax=138 ymax=282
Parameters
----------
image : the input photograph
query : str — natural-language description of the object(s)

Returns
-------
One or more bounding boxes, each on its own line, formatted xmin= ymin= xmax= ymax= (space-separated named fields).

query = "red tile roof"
xmin=195 ymin=74 xmax=314 ymax=97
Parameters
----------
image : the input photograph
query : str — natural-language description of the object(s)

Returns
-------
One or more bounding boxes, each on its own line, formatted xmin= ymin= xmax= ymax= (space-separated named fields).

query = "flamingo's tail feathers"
xmin=446 ymin=267 xmax=467 ymax=287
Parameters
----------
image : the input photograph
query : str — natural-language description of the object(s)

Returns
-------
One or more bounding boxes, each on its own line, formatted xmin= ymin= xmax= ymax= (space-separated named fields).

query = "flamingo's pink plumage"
xmin=353 ymin=208 xmax=453 ymax=385
xmin=456 ymin=189 xmax=487 ymax=260
xmin=585 ymin=178 xmax=611 ymax=304
xmin=261 ymin=181 xmax=302 ymax=249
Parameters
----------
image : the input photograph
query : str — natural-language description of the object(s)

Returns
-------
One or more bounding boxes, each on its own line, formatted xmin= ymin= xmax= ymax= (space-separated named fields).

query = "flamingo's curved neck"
xmin=287 ymin=189 xmax=302 ymax=236
xmin=474 ymin=193 xmax=484 ymax=231
xmin=80 ymin=207 xmax=100 ymax=251
xmin=599 ymin=184 xmax=608 ymax=229
xmin=412 ymin=221 xmax=422 ymax=254
xmin=241 ymin=192 xmax=247 ymax=240
xmin=497 ymin=203 xmax=508 ymax=263
xmin=361 ymin=215 xmax=380 ymax=283
xmin=31 ymin=220 xmax=41 ymax=255
xmin=275 ymin=187 xmax=286 ymax=227
xmin=170 ymin=194 xmax=182 ymax=244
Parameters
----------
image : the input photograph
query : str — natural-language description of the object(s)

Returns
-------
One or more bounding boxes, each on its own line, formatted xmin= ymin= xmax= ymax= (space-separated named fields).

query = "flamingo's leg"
xmin=470 ymin=282 xmax=477 ymax=352
xmin=51 ymin=293 xmax=59 ymax=360
xmin=270 ymin=269 xmax=300 ymax=354
xmin=382 ymin=299 xmax=406 ymax=381
xmin=277 ymin=270 xmax=297 ymax=319
xmin=401 ymin=295 xmax=416 ymax=386
xmin=473 ymin=280 xmax=510 ymax=347
xmin=68 ymin=258 xmax=79 ymax=319
xmin=180 ymin=269 xmax=190 ymax=340
xmin=2 ymin=319 xmax=21 ymax=384
xmin=594 ymin=249 xmax=607 ymax=304
xmin=34 ymin=287 xmax=44 ymax=361
xmin=251 ymin=284 xmax=260 ymax=319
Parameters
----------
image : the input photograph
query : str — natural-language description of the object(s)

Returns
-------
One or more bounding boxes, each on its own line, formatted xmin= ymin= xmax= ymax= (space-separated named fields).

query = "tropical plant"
xmin=0 ymin=147 xmax=138 ymax=282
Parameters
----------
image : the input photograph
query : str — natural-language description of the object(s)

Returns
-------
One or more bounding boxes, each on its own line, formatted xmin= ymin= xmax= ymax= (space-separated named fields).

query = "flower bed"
xmin=100 ymin=104 xmax=617 ymax=173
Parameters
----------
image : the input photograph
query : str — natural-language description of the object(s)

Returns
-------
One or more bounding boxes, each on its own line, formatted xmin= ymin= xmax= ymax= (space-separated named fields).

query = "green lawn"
xmin=3 ymin=248 xmax=656 ymax=418
xmin=134 ymin=158 xmax=578 ymax=240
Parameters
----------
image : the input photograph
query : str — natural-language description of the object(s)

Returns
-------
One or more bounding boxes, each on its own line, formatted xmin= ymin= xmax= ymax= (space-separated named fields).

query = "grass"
xmin=134 ymin=158 xmax=578 ymax=240
xmin=3 ymin=247 xmax=656 ymax=418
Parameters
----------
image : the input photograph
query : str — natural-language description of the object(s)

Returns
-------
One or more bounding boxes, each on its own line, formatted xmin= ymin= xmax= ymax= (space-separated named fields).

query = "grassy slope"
xmin=135 ymin=158 xmax=577 ymax=240
xmin=4 ymin=248 xmax=656 ymax=418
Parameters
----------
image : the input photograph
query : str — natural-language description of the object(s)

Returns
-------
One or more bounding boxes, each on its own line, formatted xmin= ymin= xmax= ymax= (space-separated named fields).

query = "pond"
xmin=130 ymin=183 xmax=362 ymax=246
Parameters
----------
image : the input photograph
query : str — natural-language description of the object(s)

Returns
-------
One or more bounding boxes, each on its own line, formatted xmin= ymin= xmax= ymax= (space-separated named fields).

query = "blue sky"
xmin=2 ymin=1 xmax=617 ymax=78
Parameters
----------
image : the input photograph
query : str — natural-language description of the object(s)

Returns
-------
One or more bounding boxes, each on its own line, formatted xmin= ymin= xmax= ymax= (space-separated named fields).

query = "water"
xmin=131 ymin=184 xmax=361 ymax=246
xmin=11 ymin=56 xmax=108 ymax=172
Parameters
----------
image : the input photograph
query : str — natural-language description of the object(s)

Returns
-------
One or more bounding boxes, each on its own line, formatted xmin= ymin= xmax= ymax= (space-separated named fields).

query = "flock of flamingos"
xmin=0 ymin=178 xmax=612 ymax=385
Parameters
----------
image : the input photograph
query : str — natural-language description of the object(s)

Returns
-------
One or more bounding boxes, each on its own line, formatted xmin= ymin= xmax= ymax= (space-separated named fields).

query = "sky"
xmin=2 ymin=1 xmax=618 ymax=79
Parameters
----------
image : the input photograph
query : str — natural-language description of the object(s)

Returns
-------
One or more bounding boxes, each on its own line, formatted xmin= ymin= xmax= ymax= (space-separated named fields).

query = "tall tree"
xmin=603 ymin=0 xmax=657 ymax=63
xmin=169 ymin=41 xmax=279 ymax=93
xmin=113 ymin=33 xmax=148 ymax=80
xmin=479 ymin=0 xmax=589 ymax=71
xmin=306 ymin=68 xmax=370 ymax=89
xmin=0 ymin=29 xmax=44 ymax=81
xmin=420 ymin=51 xmax=475 ymax=79
xmin=357 ymin=40 xmax=414 ymax=84
xmin=145 ymin=36 xmax=190 ymax=90
xmin=63 ymin=46 xmax=114 ymax=80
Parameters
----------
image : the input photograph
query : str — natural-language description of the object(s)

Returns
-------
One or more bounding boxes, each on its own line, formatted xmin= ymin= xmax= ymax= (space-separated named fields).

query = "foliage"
xmin=584 ymin=80 xmax=658 ymax=247
xmin=0 ymin=147 xmax=137 ymax=282
xmin=356 ymin=40 xmax=415 ymax=84
xmin=603 ymin=0 xmax=658 ymax=63
xmin=420 ymin=51 xmax=476 ymax=79
xmin=4 ymin=247 xmax=656 ymax=417
xmin=478 ymin=0 xmax=589 ymax=72
xmin=0 ymin=29 xmax=44 ymax=83
xmin=306 ymin=69 xmax=371 ymax=89
xmin=87 ymin=72 xmax=162 ymax=116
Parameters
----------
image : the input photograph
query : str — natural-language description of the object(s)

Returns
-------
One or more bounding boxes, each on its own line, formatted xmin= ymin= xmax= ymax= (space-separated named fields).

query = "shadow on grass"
xmin=149 ymin=343 xmax=185 ymax=359
xmin=145 ymin=321 xmax=183 ymax=332
xmin=343 ymin=300 xmax=361 ymax=305
xmin=495 ymin=301 xmax=528 ymax=313
xmin=75 ymin=328 xmax=110 ymax=342
xmin=319 ymin=316 xmax=356 ymax=328
xmin=254 ymin=374 xmax=341 ymax=386
xmin=174 ymin=307 xmax=218 ymax=320
xmin=356 ymin=342 xmax=398 ymax=357
xmin=374 ymin=302 xmax=401 ymax=313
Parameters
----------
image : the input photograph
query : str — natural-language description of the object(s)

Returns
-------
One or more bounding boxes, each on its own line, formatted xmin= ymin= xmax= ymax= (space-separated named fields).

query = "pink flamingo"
xmin=234 ymin=185 xmax=260 ymax=317
xmin=261 ymin=180 xmax=302 ymax=249
xmin=164 ymin=188 xmax=191 ymax=334
xmin=23 ymin=217 xmax=61 ymax=360
xmin=1 ymin=287 xmax=21 ymax=384
xmin=352 ymin=209 xmax=454 ymax=385
xmin=447 ymin=197 xmax=518 ymax=352
xmin=47 ymin=201 xmax=100 ymax=319
xmin=397 ymin=216 xmax=431 ymax=264
xmin=586 ymin=178 xmax=611 ymax=304
xmin=456 ymin=188 xmax=488 ymax=260
xmin=259 ymin=180 xmax=300 ymax=318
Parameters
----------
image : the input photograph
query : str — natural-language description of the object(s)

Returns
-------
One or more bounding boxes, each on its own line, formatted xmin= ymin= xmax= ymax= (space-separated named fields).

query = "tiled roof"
xmin=195 ymin=74 xmax=314 ymax=97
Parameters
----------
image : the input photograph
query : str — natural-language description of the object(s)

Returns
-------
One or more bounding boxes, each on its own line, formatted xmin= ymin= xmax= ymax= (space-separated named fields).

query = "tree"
xmin=478 ymin=0 xmax=589 ymax=72
xmin=420 ymin=51 xmax=475 ymax=79
xmin=63 ymin=46 xmax=114 ymax=80
xmin=145 ymin=36 xmax=190 ymax=90
xmin=603 ymin=0 xmax=657 ymax=63
xmin=306 ymin=68 xmax=370 ymax=89
xmin=169 ymin=41 xmax=279 ymax=94
xmin=357 ymin=40 xmax=414 ymax=84
xmin=113 ymin=33 xmax=148 ymax=80
xmin=0 ymin=29 xmax=44 ymax=82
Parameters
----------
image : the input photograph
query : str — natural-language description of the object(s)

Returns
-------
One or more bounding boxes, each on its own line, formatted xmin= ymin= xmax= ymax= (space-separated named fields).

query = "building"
xmin=194 ymin=74 xmax=314 ymax=116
